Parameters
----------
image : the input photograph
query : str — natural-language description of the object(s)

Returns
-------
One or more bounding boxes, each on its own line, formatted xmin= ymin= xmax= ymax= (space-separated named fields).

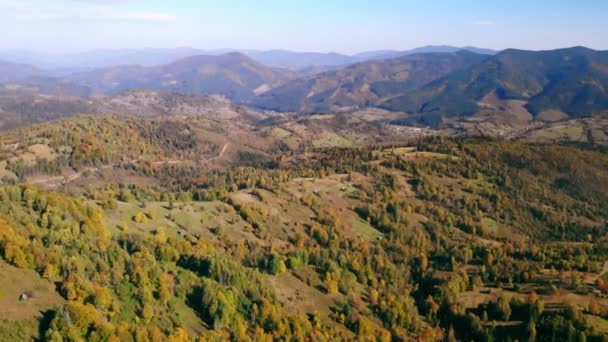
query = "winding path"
xmin=151 ymin=142 xmax=230 ymax=166
xmin=207 ymin=143 xmax=230 ymax=162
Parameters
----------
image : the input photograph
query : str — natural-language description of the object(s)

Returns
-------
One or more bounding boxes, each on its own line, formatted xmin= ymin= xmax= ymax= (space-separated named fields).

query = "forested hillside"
xmin=382 ymin=47 xmax=608 ymax=126
xmin=0 ymin=120 xmax=607 ymax=340
xmin=1 ymin=0 xmax=607 ymax=340
xmin=66 ymin=53 xmax=287 ymax=102
xmin=253 ymin=51 xmax=488 ymax=113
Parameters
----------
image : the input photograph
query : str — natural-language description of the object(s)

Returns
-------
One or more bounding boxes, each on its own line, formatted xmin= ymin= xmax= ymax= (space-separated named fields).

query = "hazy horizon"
xmin=2 ymin=44 xmax=606 ymax=57
xmin=1 ymin=0 xmax=607 ymax=54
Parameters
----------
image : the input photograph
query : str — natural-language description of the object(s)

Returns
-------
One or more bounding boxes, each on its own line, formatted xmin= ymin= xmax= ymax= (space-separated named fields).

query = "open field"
xmin=0 ymin=262 xmax=62 ymax=321
xmin=0 ymin=262 xmax=63 ymax=341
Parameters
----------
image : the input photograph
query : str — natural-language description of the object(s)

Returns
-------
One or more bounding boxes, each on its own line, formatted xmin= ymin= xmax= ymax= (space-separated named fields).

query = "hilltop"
xmin=64 ymin=53 xmax=288 ymax=101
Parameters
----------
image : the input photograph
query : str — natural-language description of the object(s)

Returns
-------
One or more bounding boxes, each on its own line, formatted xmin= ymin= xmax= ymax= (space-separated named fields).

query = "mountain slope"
xmin=0 ymin=60 xmax=46 ymax=83
xmin=381 ymin=47 xmax=608 ymax=126
xmin=0 ymin=89 xmax=272 ymax=131
xmin=66 ymin=53 xmax=288 ymax=101
xmin=252 ymin=51 xmax=489 ymax=112
xmin=1 ymin=113 xmax=607 ymax=340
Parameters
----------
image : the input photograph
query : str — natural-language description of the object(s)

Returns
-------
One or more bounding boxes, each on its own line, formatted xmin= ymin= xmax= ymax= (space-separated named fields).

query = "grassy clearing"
xmin=312 ymin=133 xmax=353 ymax=148
xmin=170 ymin=298 xmax=208 ymax=337
xmin=0 ymin=262 xmax=62 ymax=321
xmin=527 ymin=123 xmax=586 ymax=142
xmin=0 ymin=261 xmax=63 ymax=341
xmin=0 ymin=160 xmax=16 ymax=180
xmin=103 ymin=201 xmax=178 ymax=235
xmin=27 ymin=144 xmax=57 ymax=160
xmin=585 ymin=314 xmax=608 ymax=335
xmin=288 ymin=175 xmax=384 ymax=242
xmin=481 ymin=217 xmax=499 ymax=235
xmin=270 ymin=127 xmax=292 ymax=140
xmin=403 ymin=151 xmax=457 ymax=160
xmin=379 ymin=147 xmax=416 ymax=156
xmin=537 ymin=110 xmax=569 ymax=122
xmin=267 ymin=271 xmax=338 ymax=317
xmin=523 ymin=118 xmax=608 ymax=146
xmin=591 ymin=128 xmax=608 ymax=145
xmin=0 ymin=319 xmax=41 ymax=342
xmin=375 ymin=147 xmax=458 ymax=161
xmin=104 ymin=200 xmax=260 ymax=244
xmin=351 ymin=218 xmax=383 ymax=241
xmin=4 ymin=143 xmax=60 ymax=168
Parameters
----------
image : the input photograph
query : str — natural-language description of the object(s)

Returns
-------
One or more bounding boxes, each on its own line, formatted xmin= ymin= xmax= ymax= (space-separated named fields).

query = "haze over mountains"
xmin=65 ymin=52 xmax=287 ymax=101
xmin=0 ymin=60 xmax=46 ymax=83
xmin=0 ymin=45 xmax=607 ymax=130
xmin=0 ymin=45 xmax=496 ymax=72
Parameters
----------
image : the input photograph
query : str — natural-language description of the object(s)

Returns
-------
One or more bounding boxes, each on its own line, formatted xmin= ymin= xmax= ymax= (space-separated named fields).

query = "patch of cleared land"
xmin=522 ymin=118 xmax=608 ymax=146
xmin=0 ymin=262 xmax=62 ymax=321
xmin=0 ymin=261 xmax=63 ymax=341
xmin=103 ymin=200 xmax=259 ymax=243
xmin=537 ymin=109 xmax=569 ymax=122
xmin=311 ymin=131 xmax=353 ymax=148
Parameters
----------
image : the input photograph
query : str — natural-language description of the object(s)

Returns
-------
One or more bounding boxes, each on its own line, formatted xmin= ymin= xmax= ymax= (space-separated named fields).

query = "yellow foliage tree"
xmin=325 ymin=273 xmax=339 ymax=295
xmin=133 ymin=212 xmax=149 ymax=223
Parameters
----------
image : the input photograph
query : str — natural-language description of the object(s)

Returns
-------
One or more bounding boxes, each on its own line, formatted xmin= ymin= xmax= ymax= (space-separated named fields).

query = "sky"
xmin=0 ymin=0 xmax=607 ymax=54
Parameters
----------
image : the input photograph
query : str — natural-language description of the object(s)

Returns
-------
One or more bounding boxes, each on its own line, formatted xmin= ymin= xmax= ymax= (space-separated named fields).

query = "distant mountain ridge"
xmin=352 ymin=45 xmax=497 ymax=61
xmin=2 ymin=46 xmax=607 ymax=130
xmin=0 ymin=48 xmax=217 ymax=73
xmin=246 ymin=50 xmax=354 ymax=69
xmin=252 ymin=51 xmax=490 ymax=112
xmin=0 ymin=46 xmax=496 ymax=71
xmin=0 ymin=60 xmax=47 ymax=83
xmin=248 ymin=46 xmax=496 ymax=69
xmin=64 ymin=52 xmax=288 ymax=101
xmin=381 ymin=46 xmax=608 ymax=126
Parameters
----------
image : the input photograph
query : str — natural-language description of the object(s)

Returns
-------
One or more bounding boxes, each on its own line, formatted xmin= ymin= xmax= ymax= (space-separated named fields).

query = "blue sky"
xmin=0 ymin=0 xmax=606 ymax=53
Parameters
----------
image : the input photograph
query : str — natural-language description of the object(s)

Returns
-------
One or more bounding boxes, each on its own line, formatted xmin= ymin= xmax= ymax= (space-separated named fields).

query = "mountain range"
xmin=0 ymin=60 xmax=46 ymax=83
xmin=0 ymin=45 xmax=496 ymax=72
xmin=1 ymin=46 xmax=607 ymax=129
xmin=251 ymin=47 xmax=608 ymax=126
xmin=64 ymin=52 xmax=287 ymax=101
xmin=351 ymin=45 xmax=497 ymax=61
xmin=380 ymin=46 xmax=608 ymax=126
xmin=252 ymin=51 xmax=490 ymax=112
